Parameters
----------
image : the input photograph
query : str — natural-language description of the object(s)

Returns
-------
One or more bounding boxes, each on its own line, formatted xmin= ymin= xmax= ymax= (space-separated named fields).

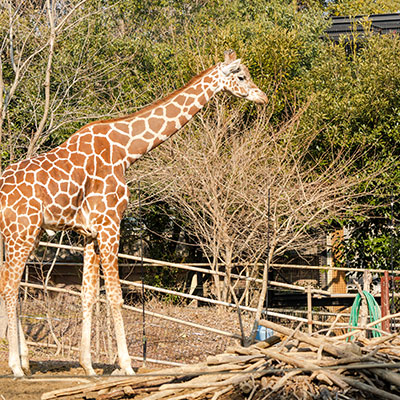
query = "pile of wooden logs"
xmin=42 ymin=319 xmax=400 ymax=400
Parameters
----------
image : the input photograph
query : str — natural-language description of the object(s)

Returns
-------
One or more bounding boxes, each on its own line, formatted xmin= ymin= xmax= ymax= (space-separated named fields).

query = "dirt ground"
xmin=0 ymin=292 xmax=385 ymax=400
xmin=0 ymin=347 xmax=249 ymax=400
xmin=0 ymin=359 xmax=96 ymax=400
xmin=0 ymin=358 xmax=262 ymax=400
xmin=0 ymin=296 xmax=254 ymax=400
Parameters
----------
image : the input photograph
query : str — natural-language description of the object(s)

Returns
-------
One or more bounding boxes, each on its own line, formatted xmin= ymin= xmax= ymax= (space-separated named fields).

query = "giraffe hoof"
xmin=81 ymin=366 xmax=96 ymax=376
xmin=12 ymin=368 xmax=25 ymax=378
xmin=123 ymin=367 xmax=135 ymax=376
xmin=86 ymin=369 xmax=97 ymax=377
xmin=111 ymin=368 xmax=121 ymax=376
xmin=111 ymin=367 xmax=135 ymax=376
xmin=21 ymin=359 xmax=30 ymax=375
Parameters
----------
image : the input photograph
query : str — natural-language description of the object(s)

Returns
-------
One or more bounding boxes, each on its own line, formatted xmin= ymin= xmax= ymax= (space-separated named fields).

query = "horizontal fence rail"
xmin=37 ymin=241 xmax=399 ymax=300
xmin=14 ymin=240 xmax=399 ymax=368
xmin=38 ymin=241 xmax=400 ymax=276
xmin=25 ymin=242 xmax=365 ymax=327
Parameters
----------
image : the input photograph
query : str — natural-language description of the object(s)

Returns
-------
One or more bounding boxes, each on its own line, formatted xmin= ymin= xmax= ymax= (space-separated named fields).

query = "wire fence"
xmin=14 ymin=281 xmax=246 ymax=370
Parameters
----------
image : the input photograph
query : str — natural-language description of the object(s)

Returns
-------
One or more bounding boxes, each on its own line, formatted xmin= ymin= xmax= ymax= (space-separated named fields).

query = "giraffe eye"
xmin=238 ymin=75 xmax=246 ymax=81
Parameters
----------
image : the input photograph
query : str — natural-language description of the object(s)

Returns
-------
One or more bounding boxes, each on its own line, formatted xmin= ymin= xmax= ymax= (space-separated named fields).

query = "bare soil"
xmin=0 ymin=359 xmax=97 ymax=400
xmin=0 ymin=294 xmax=253 ymax=400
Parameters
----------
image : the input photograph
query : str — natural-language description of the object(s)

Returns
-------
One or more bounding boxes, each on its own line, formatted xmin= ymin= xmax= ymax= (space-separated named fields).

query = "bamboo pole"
xmin=178 ymin=260 xmax=400 ymax=276
xmin=39 ymin=241 xmax=400 ymax=294
xmin=20 ymin=281 xmax=343 ymax=327
xmin=272 ymin=307 xmax=351 ymax=318
xmin=38 ymin=240 xmax=329 ymax=294
xmin=118 ymin=278 xmax=314 ymax=322
xmin=115 ymin=280 xmax=350 ymax=327
xmin=28 ymin=258 xmax=400 ymax=277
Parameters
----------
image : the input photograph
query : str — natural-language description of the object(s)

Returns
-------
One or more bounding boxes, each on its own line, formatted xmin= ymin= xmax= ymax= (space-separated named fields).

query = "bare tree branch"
xmin=26 ymin=0 xmax=56 ymax=157
xmin=134 ymin=101 xmax=387 ymax=338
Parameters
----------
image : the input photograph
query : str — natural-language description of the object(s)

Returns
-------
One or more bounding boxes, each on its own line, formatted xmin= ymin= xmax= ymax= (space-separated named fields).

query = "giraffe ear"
xmin=221 ymin=59 xmax=241 ymax=76
xmin=224 ymin=50 xmax=237 ymax=63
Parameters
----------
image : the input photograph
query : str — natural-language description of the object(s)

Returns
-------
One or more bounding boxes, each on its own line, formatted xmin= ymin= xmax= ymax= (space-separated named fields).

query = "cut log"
xmin=260 ymin=347 xmax=348 ymax=390
xmin=206 ymin=354 xmax=263 ymax=365
xmin=372 ymin=368 xmax=400 ymax=389
xmin=259 ymin=319 xmax=351 ymax=358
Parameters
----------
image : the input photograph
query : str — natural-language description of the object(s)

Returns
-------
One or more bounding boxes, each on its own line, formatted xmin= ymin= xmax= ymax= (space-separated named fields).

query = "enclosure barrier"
xmin=11 ymin=240 xmax=398 ymax=367
xmin=33 ymin=241 xmax=398 ymax=329
xmin=37 ymin=242 xmax=332 ymax=295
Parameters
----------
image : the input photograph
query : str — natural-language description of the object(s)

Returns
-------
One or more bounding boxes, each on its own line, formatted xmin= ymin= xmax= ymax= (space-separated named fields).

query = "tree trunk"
xmin=250 ymin=246 xmax=274 ymax=343
xmin=212 ymin=260 xmax=222 ymax=302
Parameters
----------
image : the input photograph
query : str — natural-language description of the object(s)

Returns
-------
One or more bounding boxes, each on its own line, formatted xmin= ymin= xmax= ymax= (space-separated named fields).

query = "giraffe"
xmin=0 ymin=50 xmax=267 ymax=377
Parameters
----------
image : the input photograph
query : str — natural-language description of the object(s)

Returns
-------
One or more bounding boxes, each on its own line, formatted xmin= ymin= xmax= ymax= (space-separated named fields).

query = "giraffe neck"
xmin=101 ymin=65 xmax=222 ymax=169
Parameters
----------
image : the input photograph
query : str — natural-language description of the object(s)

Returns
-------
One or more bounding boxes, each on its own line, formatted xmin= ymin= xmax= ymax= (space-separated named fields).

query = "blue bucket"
xmin=255 ymin=326 xmax=274 ymax=341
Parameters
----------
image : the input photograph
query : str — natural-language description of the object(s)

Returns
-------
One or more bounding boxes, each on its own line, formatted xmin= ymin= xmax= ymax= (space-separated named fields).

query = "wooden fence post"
xmin=307 ymin=286 xmax=313 ymax=334
xmin=381 ymin=271 xmax=390 ymax=333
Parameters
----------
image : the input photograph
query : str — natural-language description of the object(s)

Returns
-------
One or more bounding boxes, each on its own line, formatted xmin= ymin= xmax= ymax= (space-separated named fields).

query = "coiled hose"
xmin=348 ymin=290 xmax=381 ymax=340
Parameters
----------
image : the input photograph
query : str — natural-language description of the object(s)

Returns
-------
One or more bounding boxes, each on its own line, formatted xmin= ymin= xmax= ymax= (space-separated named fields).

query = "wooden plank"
xmin=381 ymin=271 xmax=390 ymax=332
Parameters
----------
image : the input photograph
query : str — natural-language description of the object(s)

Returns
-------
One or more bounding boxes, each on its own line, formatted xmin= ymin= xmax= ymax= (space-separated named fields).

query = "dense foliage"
xmin=1 ymin=0 xmax=400 ymax=272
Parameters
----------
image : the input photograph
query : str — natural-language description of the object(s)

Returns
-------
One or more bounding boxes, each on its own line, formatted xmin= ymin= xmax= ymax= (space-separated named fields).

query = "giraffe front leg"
xmin=3 ymin=293 xmax=24 ymax=377
xmin=97 ymin=231 xmax=134 ymax=376
xmin=1 ymin=294 xmax=31 ymax=374
xmin=1 ymin=254 xmax=35 ymax=377
xmin=79 ymin=239 xmax=100 ymax=376
xmin=0 ymin=214 xmax=43 ymax=377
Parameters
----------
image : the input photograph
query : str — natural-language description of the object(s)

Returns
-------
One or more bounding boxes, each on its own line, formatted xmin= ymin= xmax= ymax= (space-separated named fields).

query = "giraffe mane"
xmin=81 ymin=65 xmax=217 ymax=130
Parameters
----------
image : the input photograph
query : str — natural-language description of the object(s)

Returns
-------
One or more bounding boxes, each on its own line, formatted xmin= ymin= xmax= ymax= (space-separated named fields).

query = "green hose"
xmin=348 ymin=290 xmax=381 ymax=340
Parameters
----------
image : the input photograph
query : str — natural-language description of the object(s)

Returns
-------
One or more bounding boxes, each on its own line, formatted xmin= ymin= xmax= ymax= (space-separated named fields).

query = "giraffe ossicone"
xmin=0 ymin=50 xmax=267 ymax=377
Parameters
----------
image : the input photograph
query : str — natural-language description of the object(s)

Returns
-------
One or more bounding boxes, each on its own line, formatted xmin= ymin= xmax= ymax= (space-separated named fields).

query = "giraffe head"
xmin=218 ymin=50 xmax=268 ymax=105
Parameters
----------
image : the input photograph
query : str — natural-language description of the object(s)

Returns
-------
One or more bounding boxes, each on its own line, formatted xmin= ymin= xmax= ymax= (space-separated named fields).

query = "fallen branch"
xmin=41 ymin=320 xmax=400 ymax=400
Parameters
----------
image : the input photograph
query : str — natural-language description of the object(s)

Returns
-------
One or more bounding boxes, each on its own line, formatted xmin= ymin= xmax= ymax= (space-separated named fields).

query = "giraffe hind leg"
xmin=0 ymin=209 xmax=42 ymax=377
xmin=97 ymin=231 xmax=134 ymax=375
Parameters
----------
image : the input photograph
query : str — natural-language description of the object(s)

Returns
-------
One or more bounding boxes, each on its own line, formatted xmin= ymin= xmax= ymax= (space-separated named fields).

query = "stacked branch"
xmin=42 ymin=319 xmax=400 ymax=400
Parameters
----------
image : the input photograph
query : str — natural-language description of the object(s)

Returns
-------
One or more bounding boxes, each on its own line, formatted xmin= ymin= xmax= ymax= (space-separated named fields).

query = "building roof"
xmin=325 ymin=13 xmax=400 ymax=41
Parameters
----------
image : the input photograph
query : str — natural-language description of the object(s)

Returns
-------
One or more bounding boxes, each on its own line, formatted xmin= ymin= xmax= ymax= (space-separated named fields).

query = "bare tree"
xmin=0 ymin=0 xmax=88 ymax=342
xmin=134 ymin=99 xmax=382 ymax=335
xmin=0 ymin=0 xmax=143 ymax=165
xmin=0 ymin=1 xmax=93 ymax=160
